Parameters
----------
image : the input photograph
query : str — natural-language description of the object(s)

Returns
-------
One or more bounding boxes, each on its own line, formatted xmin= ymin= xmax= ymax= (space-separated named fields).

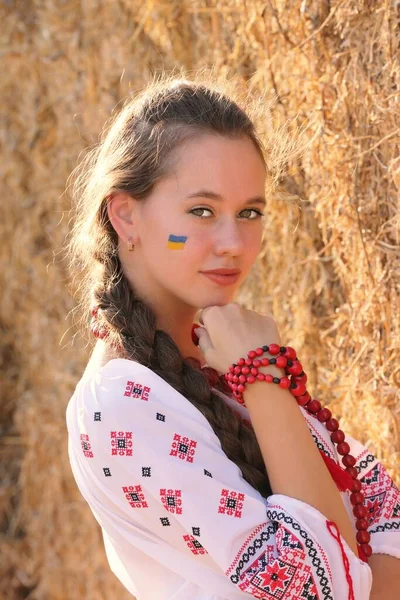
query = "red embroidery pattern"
xmin=169 ymin=433 xmax=197 ymax=462
xmin=218 ymin=489 xmax=245 ymax=518
xmin=111 ymin=431 xmax=133 ymax=456
xmin=160 ymin=488 xmax=182 ymax=515
xmin=124 ymin=380 xmax=151 ymax=400
xmin=123 ymin=484 xmax=148 ymax=508
xmin=80 ymin=433 xmax=94 ymax=458
xmin=326 ymin=520 xmax=355 ymax=600
xmin=361 ymin=462 xmax=396 ymax=525
xmin=183 ymin=534 xmax=208 ymax=555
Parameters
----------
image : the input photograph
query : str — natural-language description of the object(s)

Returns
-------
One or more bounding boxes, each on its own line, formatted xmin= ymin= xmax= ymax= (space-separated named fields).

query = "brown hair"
xmin=65 ymin=70 xmax=296 ymax=499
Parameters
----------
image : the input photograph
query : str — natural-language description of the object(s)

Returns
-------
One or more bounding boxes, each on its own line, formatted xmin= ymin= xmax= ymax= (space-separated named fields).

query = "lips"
xmin=201 ymin=272 xmax=240 ymax=286
xmin=201 ymin=269 xmax=240 ymax=275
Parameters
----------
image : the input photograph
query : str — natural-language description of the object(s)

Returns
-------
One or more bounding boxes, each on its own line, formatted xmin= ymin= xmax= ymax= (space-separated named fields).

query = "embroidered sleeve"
xmin=67 ymin=360 xmax=373 ymax=599
xmin=342 ymin=432 xmax=400 ymax=559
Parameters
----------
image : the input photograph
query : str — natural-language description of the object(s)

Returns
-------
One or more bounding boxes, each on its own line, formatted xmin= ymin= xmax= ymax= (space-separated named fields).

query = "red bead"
xmin=350 ymin=492 xmax=365 ymax=505
xmin=278 ymin=377 xmax=291 ymax=389
xmin=257 ymin=373 xmax=266 ymax=381
xmin=248 ymin=350 xmax=257 ymax=359
xmin=296 ymin=393 xmax=311 ymax=406
xmin=255 ymin=347 xmax=264 ymax=356
xmin=360 ymin=544 xmax=372 ymax=558
xmin=350 ymin=479 xmax=362 ymax=492
xmin=353 ymin=504 xmax=367 ymax=519
xmin=290 ymin=382 xmax=306 ymax=397
xmin=245 ymin=358 xmax=253 ymax=366
xmin=239 ymin=375 xmax=247 ymax=383
xmin=356 ymin=518 xmax=369 ymax=531
xmin=250 ymin=367 xmax=259 ymax=376
xmin=317 ymin=408 xmax=332 ymax=422
xmin=346 ymin=466 xmax=358 ymax=479
xmin=241 ymin=366 xmax=250 ymax=375
xmin=247 ymin=376 xmax=256 ymax=383
xmin=337 ymin=442 xmax=351 ymax=455
xmin=326 ymin=418 xmax=339 ymax=432
xmin=331 ymin=429 xmax=345 ymax=443
xmin=356 ymin=530 xmax=370 ymax=545
xmin=232 ymin=375 xmax=239 ymax=383
xmin=237 ymin=384 xmax=245 ymax=392
xmin=253 ymin=359 xmax=261 ymax=367
xmin=261 ymin=358 xmax=270 ymax=366
xmin=293 ymin=372 xmax=307 ymax=385
xmin=287 ymin=361 xmax=303 ymax=376
xmin=232 ymin=383 xmax=238 ymax=391
xmin=276 ymin=355 xmax=288 ymax=368
xmin=284 ymin=346 xmax=297 ymax=360
xmin=264 ymin=374 xmax=273 ymax=382
xmin=307 ymin=399 xmax=322 ymax=414
xmin=234 ymin=366 xmax=241 ymax=374
xmin=268 ymin=344 xmax=281 ymax=355
xmin=237 ymin=358 xmax=245 ymax=366
xmin=342 ymin=454 xmax=356 ymax=468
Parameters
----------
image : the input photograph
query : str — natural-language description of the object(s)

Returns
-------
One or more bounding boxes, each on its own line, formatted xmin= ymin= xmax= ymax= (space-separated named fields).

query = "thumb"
xmin=193 ymin=326 xmax=214 ymax=358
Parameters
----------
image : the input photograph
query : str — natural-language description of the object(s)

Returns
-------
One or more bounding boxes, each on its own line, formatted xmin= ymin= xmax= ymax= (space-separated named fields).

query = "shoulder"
xmin=73 ymin=358 xmax=218 ymax=442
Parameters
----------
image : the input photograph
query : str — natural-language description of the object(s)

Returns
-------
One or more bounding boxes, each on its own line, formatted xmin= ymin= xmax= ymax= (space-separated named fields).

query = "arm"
xmin=243 ymin=365 xmax=359 ymax=557
xmin=369 ymin=554 xmax=400 ymax=600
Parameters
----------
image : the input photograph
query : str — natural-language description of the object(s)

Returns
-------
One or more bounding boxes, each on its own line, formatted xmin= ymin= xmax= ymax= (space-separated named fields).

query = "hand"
xmin=193 ymin=303 xmax=282 ymax=374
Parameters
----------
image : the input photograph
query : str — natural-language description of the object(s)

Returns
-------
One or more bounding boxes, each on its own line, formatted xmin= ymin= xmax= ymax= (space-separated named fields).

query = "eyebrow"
xmin=185 ymin=189 xmax=266 ymax=206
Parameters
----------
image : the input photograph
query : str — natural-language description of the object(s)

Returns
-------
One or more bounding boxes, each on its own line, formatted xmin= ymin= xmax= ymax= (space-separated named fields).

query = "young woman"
xmin=65 ymin=74 xmax=399 ymax=599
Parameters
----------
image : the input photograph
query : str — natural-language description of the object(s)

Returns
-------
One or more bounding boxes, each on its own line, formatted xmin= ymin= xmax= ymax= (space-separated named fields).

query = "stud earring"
xmin=127 ymin=236 xmax=134 ymax=251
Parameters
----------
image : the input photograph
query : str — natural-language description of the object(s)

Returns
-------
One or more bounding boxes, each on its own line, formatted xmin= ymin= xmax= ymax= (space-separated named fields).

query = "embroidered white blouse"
xmin=66 ymin=358 xmax=400 ymax=599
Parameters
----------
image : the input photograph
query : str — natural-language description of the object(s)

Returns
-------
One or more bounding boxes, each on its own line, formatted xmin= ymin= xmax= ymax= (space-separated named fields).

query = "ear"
xmin=107 ymin=192 xmax=139 ymax=244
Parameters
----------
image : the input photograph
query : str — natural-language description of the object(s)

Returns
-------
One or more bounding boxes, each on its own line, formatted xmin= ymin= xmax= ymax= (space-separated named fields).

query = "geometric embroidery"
xmin=218 ymin=488 xmax=245 ymax=518
xmin=169 ymin=433 xmax=197 ymax=462
xmin=80 ymin=433 xmax=94 ymax=458
xmin=160 ymin=488 xmax=182 ymax=515
xmin=183 ymin=534 xmax=208 ymax=555
xmin=103 ymin=467 xmax=111 ymax=477
xmin=124 ymin=380 xmax=151 ymax=401
xmin=156 ymin=413 xmax=166 ymax=422
xmin=192 ymin=526 xmax=200 ymax=536
xmin=226 ymin=507 xmax=333 ymax=599
xmin=160 ymin=517 xmax=170 ymax=526
xmin=123 ymin=484 xmax=148 ymax=508
xmin=142 ymin=466 xmax=151 ymax=477
xmin=94 ymin=412 xmax=101 ymax=421
xmin=360 ymin=462 xmax=400 ymax=534
xmin=204 ymin=469 xmax=213 ymax=477
xmin=111 ymin=431 xmax=133 ymax=456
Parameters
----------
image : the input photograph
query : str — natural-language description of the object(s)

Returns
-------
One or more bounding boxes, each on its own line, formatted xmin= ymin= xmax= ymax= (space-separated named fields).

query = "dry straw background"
xmin=1 ymin=0 xmax=400 ymax=598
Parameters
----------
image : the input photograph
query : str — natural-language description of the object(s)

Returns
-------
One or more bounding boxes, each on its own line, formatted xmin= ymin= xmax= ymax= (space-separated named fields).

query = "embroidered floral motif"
xmin=124 ymin=380 xmax=151 ymax=400
xmin=169 ymin=433 xmax=197 ymax=462
xmin=80 ymin=433 xmax=94 ymax=458
xmin=111 ymin=430 xmax=133 ymax=456
xmin=123 ymin=484 xmax=148 ymax=509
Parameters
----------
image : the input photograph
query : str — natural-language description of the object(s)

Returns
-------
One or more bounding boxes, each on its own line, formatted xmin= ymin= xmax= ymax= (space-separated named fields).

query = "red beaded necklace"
xmin=90 ymin=307 xmax=371 ymax=565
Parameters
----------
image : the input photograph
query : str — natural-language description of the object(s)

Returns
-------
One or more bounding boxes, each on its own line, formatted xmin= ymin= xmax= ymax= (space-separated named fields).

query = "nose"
xmin=213 ymin=217 xmax=245 ymax=256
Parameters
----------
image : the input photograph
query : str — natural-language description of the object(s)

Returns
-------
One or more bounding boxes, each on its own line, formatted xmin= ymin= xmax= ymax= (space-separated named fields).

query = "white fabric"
xmin=66 ymin=358 xmax=400 ymax=599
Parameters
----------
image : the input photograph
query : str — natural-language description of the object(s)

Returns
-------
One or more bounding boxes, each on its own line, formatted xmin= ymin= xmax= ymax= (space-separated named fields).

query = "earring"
xmin=127 ymin=236 xmax=134 ymax=251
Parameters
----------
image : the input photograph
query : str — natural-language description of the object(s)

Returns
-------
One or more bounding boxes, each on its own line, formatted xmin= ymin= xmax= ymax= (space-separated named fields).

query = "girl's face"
xmin=110 ymin=134 xmax=267 ymax=314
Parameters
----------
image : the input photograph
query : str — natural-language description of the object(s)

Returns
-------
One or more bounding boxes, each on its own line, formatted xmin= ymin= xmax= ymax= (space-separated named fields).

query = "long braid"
xmin=93 ymin=255 xmax=273 ymax=498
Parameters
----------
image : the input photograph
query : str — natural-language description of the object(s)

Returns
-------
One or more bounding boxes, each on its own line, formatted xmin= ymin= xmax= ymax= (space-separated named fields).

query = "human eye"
xmin=239 ymin=208 xmax=265 ymax=220
xmin=188 ymin=207 xmax=214 ymax=219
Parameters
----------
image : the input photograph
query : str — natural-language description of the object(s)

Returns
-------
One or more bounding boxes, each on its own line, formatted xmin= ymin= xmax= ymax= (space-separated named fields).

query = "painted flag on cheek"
xmin=167 ymin=234 xmax=187 ymax=250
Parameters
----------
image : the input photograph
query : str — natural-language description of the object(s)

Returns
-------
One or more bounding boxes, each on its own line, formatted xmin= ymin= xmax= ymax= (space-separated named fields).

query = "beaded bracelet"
xmin=224 ymin=343 xmax=309 ymax=406
xmin=224 ymin=342 xmax=373 ymax=562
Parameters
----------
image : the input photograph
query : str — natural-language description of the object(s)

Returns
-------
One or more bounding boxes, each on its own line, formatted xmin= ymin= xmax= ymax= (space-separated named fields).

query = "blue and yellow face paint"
xmin=167 ymin=234 xmax=187 ymax=250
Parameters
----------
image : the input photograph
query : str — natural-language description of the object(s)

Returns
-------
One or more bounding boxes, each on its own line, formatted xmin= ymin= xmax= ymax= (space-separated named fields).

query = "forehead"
xmin=164 ymin=134 xmax=266 ymax=195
